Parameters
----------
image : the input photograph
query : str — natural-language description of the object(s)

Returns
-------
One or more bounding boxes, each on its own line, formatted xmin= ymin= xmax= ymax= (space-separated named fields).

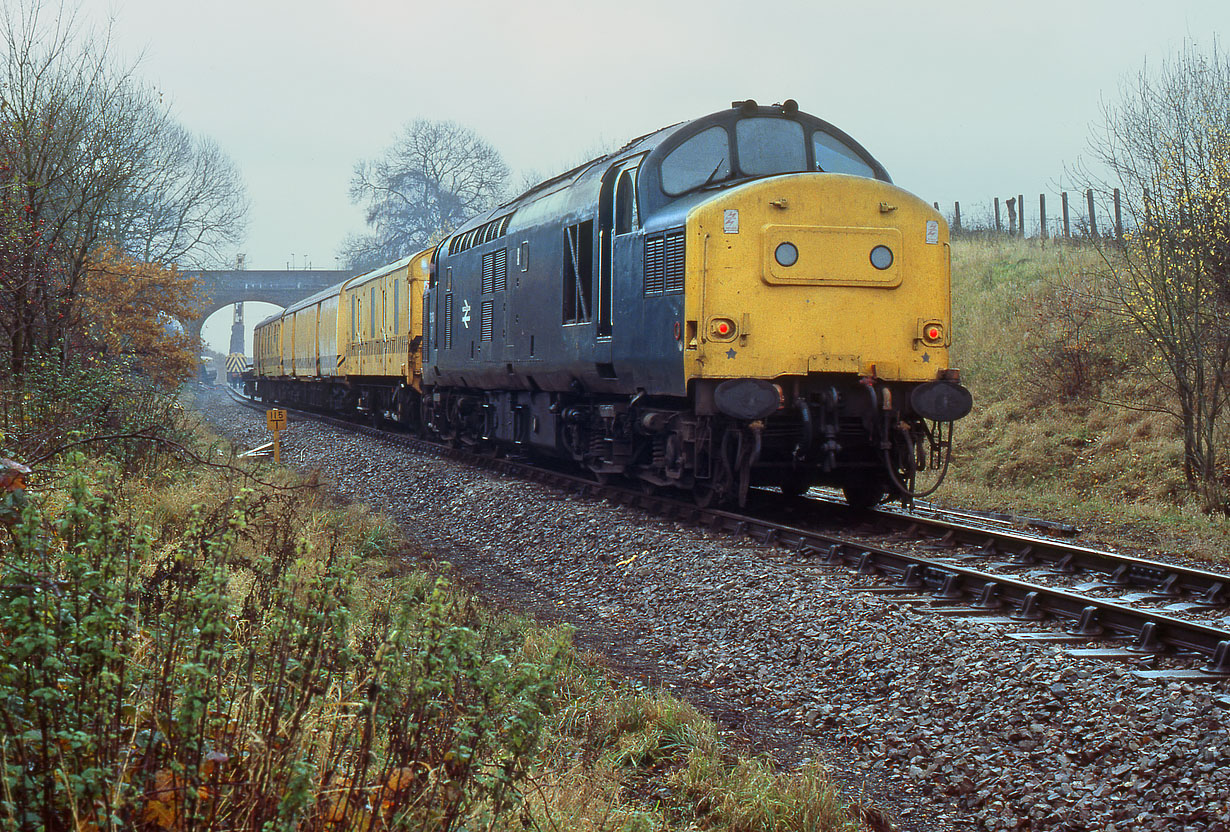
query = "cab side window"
xmin=614 ymin=169 xmax=638 ymax=235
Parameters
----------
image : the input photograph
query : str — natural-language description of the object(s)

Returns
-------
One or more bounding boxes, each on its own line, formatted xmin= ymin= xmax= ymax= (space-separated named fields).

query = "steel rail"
xmin=850 ymin=503 xmax=1230 ymax=608
xmin=221 ymin=390 xmax=1230 ymax=673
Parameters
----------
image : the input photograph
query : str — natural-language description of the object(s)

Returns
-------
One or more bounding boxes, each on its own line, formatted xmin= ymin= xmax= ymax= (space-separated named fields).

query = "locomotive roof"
xmin=445 ymin=117 xmax=686 ymax=240
xmin=442 ymin=101 xmax=890 ymax=247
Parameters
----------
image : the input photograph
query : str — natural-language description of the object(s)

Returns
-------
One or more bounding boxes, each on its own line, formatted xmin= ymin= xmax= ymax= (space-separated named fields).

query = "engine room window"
xmin=812 ymin=131 xmax=875 ymax=177
xmin=735 ymin=118 xmax=806 ymax=176
xmin=660 ymin=126 xmax=730 ymax=196
xmin=562 ymin=221 xmax=593 ymax=324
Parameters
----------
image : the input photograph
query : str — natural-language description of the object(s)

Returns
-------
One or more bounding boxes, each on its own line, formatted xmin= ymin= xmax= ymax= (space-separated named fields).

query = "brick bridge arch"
xmin=183 ymin=269 xmax=361 ymax=348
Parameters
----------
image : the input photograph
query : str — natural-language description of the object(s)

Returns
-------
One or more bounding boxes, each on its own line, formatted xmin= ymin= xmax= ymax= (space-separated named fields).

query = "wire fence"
xmin=938 ymin=188 xmax=1125 ymax=241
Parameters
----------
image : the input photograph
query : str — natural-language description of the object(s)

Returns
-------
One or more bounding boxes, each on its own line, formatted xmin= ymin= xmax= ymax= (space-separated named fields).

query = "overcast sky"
xmin=79 ymin=0 xmax=1229 ymax=351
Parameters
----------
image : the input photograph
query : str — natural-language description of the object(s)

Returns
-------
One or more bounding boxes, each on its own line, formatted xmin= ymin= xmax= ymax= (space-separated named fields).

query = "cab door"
xmin=597 ymin=161 xmax=640 ymax=356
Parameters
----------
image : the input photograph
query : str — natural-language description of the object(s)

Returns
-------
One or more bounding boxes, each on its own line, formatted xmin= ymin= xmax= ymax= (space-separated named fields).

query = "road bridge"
xmin=183 ymin=268 xmax=361 ymax=349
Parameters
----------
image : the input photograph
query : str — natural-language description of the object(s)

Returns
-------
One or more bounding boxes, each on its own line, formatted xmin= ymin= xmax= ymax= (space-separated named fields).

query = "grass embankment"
xmin=0 ymin=396 xmax=867 ymax=831
xmin=938 ymin=235 xmax=1229 ymax=560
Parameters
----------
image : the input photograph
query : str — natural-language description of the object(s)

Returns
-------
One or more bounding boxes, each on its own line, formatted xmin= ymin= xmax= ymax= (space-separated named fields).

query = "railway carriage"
xmin=250 ymin=251 xmax=432 ymax=420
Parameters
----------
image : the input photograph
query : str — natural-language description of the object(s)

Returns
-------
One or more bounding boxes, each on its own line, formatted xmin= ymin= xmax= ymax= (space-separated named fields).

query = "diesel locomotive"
xmin=251 ymin=100 xmax=971 ymax=507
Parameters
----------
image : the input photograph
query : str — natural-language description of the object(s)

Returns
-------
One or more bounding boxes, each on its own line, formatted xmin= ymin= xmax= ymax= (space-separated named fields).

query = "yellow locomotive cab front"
xmin=683 ymin=173 xmax=952 ymax=386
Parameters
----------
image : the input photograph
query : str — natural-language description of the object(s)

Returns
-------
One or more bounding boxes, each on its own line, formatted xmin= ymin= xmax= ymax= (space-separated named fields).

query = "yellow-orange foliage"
xmin=80 ymin=244 xmax=206 ymax=388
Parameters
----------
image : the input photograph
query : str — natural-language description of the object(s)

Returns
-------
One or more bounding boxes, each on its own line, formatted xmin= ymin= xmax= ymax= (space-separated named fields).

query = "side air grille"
xmin=644 ymin=236 xmax=665 ymax=295
xmin=444 ymin=293 xmax=453 ymax=350
xmin=481 ymin=299 xmax=494 ymax=341
xmin=663 ymin=232 xmax=685 ymax=293
xmin=644 ymin=229 xmax=684 ymax=295
xmin=482 ymin=248 xmax=508 ymax=293
xmin=493 ymin=248 xmax=506 ymax=291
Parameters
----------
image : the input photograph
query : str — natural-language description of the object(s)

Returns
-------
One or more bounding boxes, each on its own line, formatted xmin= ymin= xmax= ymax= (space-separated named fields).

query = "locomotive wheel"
xmin=842 ymin=481 xmax=885 ymax=510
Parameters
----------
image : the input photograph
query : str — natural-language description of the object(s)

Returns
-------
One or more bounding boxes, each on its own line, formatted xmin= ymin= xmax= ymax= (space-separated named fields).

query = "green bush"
xmin=0 ymin=351 xmax=190 ymax=475
xmin=0 ymin=458 xmax=566 ymax=830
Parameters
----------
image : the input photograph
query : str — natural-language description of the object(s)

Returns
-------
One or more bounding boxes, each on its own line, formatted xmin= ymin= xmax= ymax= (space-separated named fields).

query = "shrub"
xmin=0 ymin=457 xmax=567 ymax=830
xmin=0 ymin=351 xmax=191 ymax=475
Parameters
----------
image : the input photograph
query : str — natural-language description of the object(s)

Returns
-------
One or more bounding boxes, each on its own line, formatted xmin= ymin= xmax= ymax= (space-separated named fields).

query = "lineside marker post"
xmin=266 ymin=408 xmax=287 ymax=463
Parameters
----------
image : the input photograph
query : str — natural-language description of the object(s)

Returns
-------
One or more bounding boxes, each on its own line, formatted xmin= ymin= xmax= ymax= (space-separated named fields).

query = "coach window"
xmin=812 ymin=131 xmax=875 ymax=178
xmin=736 ymin=118 xmax=806 ymax=176
xmin=660 ymin=126 xmax=730 ymax=196
xmin=393 ymin=279 xmax=400 ymax=333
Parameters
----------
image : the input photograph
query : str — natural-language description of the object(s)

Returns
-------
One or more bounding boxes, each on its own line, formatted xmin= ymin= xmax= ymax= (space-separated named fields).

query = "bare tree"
xmin=1081 ymin=41 xmax=1230 ymax=512
xmin=344 ymin=118 xmax=508 ymax=270
xmin=0 ymin=0 xmax=248 ymax=377
xmin=109 ymin=127 xmax=249 ymax=267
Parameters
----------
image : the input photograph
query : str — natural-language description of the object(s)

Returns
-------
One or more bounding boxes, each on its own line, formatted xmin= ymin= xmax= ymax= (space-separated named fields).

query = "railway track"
xmin=226 ymin=389 xmax=1230 ymax=687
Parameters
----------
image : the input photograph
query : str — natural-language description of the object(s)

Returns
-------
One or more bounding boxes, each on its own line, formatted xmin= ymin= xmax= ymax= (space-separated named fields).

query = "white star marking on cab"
xmin=461 ymin=300 xmax=471 ymax=328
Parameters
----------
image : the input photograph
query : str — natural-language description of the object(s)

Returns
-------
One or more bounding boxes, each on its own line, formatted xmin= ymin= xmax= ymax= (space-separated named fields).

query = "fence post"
xmin=1062 ymin=192 xmax=1070 ymax=238
xmin=1006 ymin=197 xmax=1017 ymax=235
xmin=954 ymin=201 xmax=962 ymax=232
xmin=1087 ymin=189 xmax=1098 ymax=237
xmin=1039 ymin=194 xmax=1047 ymax=239
xmin=1018 ymin=193 xmax=1025 ymax=236
xmin=994 ymin=197 xmax=1001 ymax=232
xmin=1114 ymin=188 xmax=1123 ymax=240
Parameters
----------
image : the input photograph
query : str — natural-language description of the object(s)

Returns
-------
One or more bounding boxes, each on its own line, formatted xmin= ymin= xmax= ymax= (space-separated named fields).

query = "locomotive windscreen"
xmin=658 ymin=114 xmax=878 ymax=197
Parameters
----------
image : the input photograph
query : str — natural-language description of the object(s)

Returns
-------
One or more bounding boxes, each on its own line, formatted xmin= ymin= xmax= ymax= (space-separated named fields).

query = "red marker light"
xmin=927 ymin=327 xmax=940 ymax=340
xmin=717 ymin=321 xmax=730 ymax=336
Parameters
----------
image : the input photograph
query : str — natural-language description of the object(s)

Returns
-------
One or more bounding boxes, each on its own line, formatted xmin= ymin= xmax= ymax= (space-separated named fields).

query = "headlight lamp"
xmin=870 ymin=245 xmax=893 ymax=270
xmin=774 ymin=242 xmax=799 ymax=267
